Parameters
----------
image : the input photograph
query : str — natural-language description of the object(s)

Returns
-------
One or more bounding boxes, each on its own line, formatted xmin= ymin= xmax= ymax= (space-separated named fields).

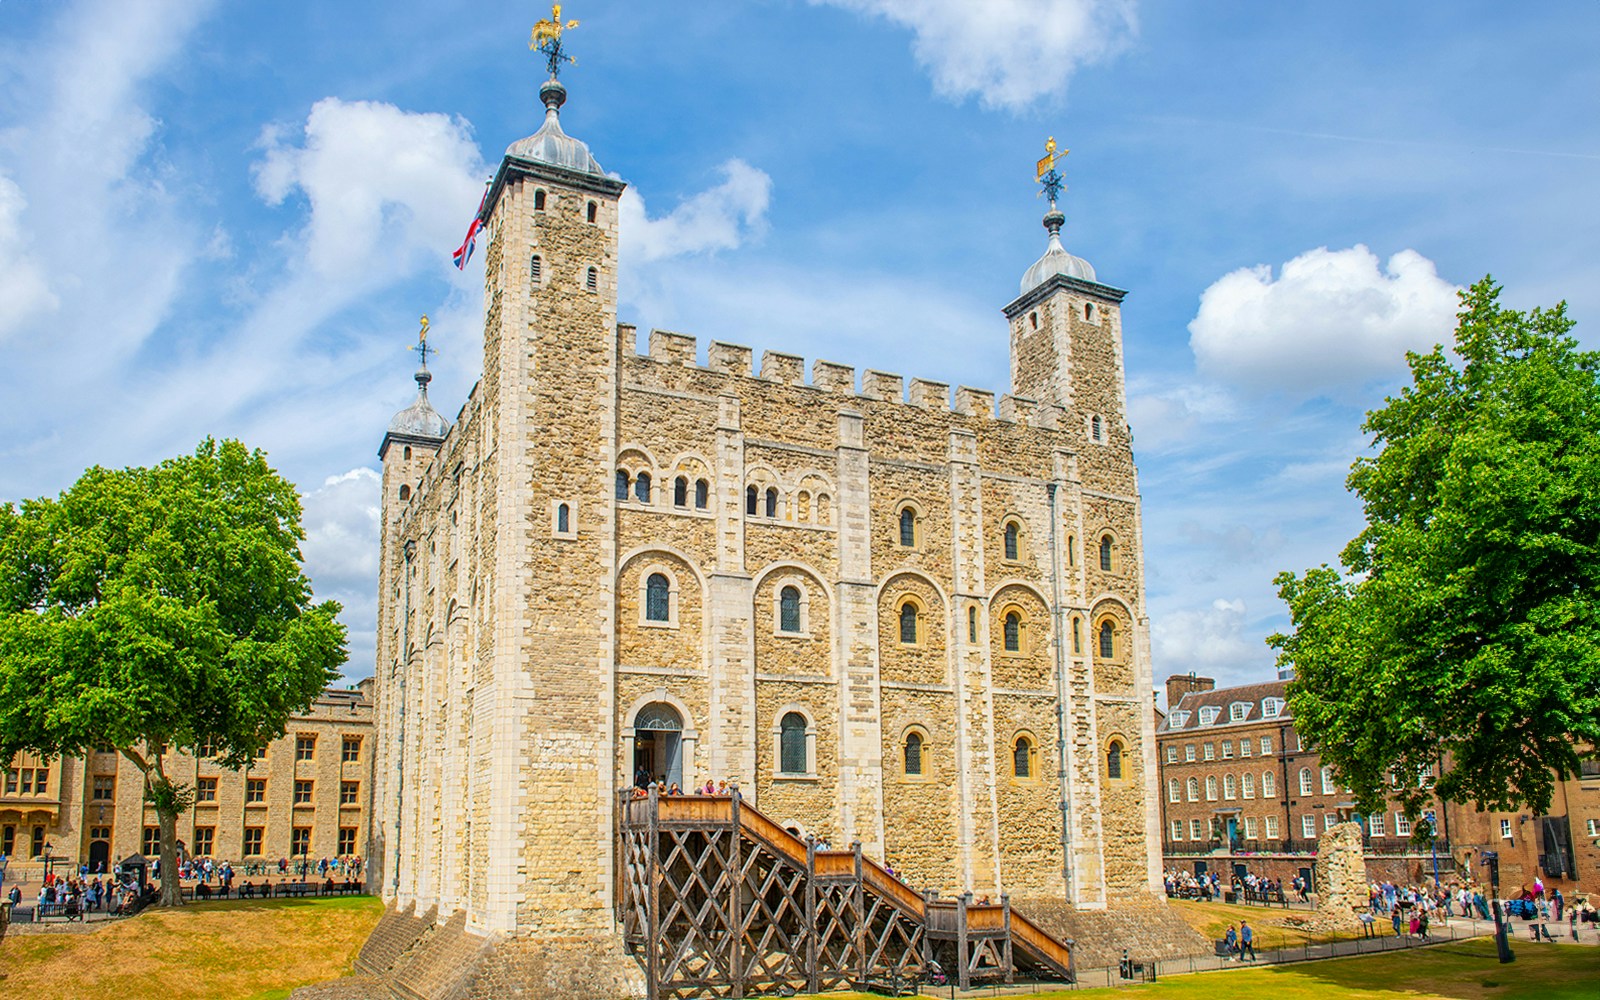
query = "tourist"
xmin=1239 ymin=920 xmax=1255 ymax=960
xmin=1224 ymin=923 xmax=1238 ymax=960
xmin=1552 ymin=887 xmax=1564 ymax=923
xmin=702 ymin=779 xmax=715 ymax=795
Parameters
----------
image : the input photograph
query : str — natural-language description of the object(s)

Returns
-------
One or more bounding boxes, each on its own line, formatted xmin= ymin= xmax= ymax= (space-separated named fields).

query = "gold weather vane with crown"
xmin=1037 ymin=136 xmax=1068 ymax=206
xmin=411 ymin=314 xmax=435 ymax=367
xmin=531 ymin=4 xmax=581 ymax=80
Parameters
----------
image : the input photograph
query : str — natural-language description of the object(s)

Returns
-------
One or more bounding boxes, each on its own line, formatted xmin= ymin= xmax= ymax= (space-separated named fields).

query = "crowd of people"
xmin=15 ymin=870 xmax=152 ymax=918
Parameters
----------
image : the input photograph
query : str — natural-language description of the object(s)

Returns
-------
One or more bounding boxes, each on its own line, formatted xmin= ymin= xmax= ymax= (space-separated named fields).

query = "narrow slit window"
xmin=746 ymin=485 xmax=758 ymax=515
xmin=586 ymin=200 xmax=598 ymax=223
xmin=1004 ymin=522 xmax=1020 ymax=560
xmin=1013 ymin=738 xmax=1032 ymax=779
xmin=534 ymin=189 xmax=546 ymax=210
xmin=1091 ymin=415 xmax=1102 ymax=442
xmin=530 ymin=254 xmax=542 ymax=286
xmin=1003 ymin=611 xmax=1021 ymax=652
xmin=968 ymin=606 xmax=978 ymax=643
xmin=556 ymin=503 xmax=570 ymax=533
xmin=1106 ymin=740 xmax=1123 ymax=780
xmin=899 ymin=508 xmax=916 ymax=547
xmin=1099 ymin=535 xmax=1113 ymax=571
xmin=586 ymin=266 xmax=599 ymax=292
xmin=904 ymin=732 xmax=923 ymax=776
xmin=673 ymin=476 xmax=688 ymax=507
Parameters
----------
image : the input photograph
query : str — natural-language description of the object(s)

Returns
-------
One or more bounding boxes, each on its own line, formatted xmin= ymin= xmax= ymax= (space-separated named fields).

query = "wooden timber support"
xmin=617 ymin=789 xmax=1076 ymax=999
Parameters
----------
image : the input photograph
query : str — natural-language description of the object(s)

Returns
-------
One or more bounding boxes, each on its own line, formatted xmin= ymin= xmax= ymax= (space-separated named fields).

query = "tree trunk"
xmin=157 ymin=800 xmax=183 ymax=907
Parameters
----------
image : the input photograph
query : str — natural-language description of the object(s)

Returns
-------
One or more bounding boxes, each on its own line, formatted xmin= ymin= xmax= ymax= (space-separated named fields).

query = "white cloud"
xmin=814 ymin=0 xmax=1137 ymax=110
xmin=253 ymin=98 xmax=487 ymax=284
xmin=1188 ymin=245 xmax=1460 ymax=394
xmin=300 ymin=468 xmax=383 ymax=681
xmin=1151 ymin=598 xmax=1261 ymax=690
xmin=619 ymin=159 xmax=771 ymax=266
xmin=0 ymin=175 xmax=58 ymax=340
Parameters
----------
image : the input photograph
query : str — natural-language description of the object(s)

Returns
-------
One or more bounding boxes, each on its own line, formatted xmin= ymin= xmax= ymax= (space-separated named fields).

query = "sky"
xmin=2 ymin=1 xmax=1597 ymax=700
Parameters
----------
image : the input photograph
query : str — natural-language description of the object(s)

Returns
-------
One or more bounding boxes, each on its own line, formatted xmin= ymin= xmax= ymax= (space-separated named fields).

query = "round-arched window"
xmin=634 ymin=702 xmax=683 ymax=731
xmin=1106 ymin=739 xmax=1124 ymax=780
xmin=904 ymin=731 xmax=923 ymax=776
xmin=1003 ymin=611 xmax=1022 ymax=652
xmin=899 ymin=507 xmax=916 ymax=547
xmin=899 ymin=602 xmax=918 ymax=644
xmin=779 ymin=712 xmax=808 ymax=774
xmin=645 ymin=573 xmax=671 ymax=622
xmin=1099 ymin=535 xmax=1114 ymax=571
xmin=1098 ymin=620 xmax=1115 ymax=659
xmin=779 ymin=586 xmax=801 ymax=633
xmin=1004 ymin=521 xmax=1020 ymax=560
xmin=1013 ymin=736 xmax=1033 ymax=779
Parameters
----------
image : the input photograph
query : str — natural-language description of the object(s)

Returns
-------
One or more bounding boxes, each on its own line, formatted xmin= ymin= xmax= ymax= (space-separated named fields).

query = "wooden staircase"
xmin=617 ymin=790 xmax=1074 ymax=998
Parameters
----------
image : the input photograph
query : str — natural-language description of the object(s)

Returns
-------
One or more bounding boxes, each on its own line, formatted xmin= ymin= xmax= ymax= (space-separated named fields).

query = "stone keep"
xmin=372 ymin=77 xmax=1163 ymax=945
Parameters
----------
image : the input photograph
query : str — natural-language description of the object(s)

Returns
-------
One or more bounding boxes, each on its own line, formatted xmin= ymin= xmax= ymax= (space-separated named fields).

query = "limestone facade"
xmin=371 ymin=83 xmax=1163 ymax=944
xmin=0 ymin=684 xmax=374 ymax=870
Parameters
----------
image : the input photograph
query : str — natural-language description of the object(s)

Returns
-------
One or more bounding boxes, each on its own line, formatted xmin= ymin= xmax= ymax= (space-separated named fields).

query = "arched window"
xmin=899 ymin=507 xmax=916 ymax=547
xmin=1187 ymin=777 xmax=1199 ymax=801
xmin=968 ymin=606 xmax=978 ymax=643
xmin=534 ymin=189 xmax=546 ymax=210
xmin=1013 ymin=737 xmax=1033 ymax=779
xmin=1099 ymin=535 xmax=1113 ymax=571
xmin=586 ymin=266 xmax=598 ymax=292
xmin=586 ymin=200 xmax=598 ymax=223
xmin=1262 ymin=771 xmax=1276 ymax=797
xmin=645 ymin=573 xmax=671 ymax=622
xmin=556 ymin=503 xmax=570 ymax=534
xmin=1098 ymin=620 xmax=1115 ymax=659
xmin=1321 ymin=766 xmax=1336 ymax=794
xmin=1224 ymin=774 xmax=1236 ymax=799
xmin=1003 ymin=611 xmax=1022 ymax=652
xmin=904 ymin=732 xmax=923 ymax=776
xmin=899 ymin=602 xmax=918 ymax=644
xmin=1242 ymin=773 xmax=1255 ymax=798
xmin=779 ymin=586 xmax=801 ymax=633
xmin=694 ymin=479 xmax=709 ymax=509
xmin=746 ymin=485 xmax=758 ymax=515
xmin=616 ymin=470 xmax=630 ymax=501
xmin=765 ymin=487 xmax=778 ymax=518
xmin=1106 ymin=739 xmax=1123 ymax=780
xmin=1205 ymin=776 xmax=1217 ymax=801
xmin=1004 ymin=521 xmax=1020 ymax=560
xmin=1085 ymin=302 xmax=1095 ymax=321
xmin=779 ymin=712 xmax=807 ymax=774
xmin=398 ymin=484 xmax=410 ymax=501
xmin=635 ymin=472 xmax=651 ymax=503
xmin=403 ymin=445 xmax=411 ymax=460
xmin=1299 ymin=767 xmax=1314 ymax=796
xmin=1091 ymin=415 xmax=1102 ymax=442
xmin=530 ymin=254 xmax=542 ymax=286
xmin=673 ymin=476 xmax=688 ymax=507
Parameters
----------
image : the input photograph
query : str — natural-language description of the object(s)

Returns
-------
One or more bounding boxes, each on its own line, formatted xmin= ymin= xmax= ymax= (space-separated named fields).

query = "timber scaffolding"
xmin=616 ymin=790 xmax=1075 ymax=998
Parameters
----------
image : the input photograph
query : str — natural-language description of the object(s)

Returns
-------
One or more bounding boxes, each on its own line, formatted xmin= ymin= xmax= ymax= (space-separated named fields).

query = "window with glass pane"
xmin=1004 ymin=522 xmax=1019 ymax=560
xmin=899 ymin=508 xmax=915 ymax=546
xmin=779 ymin=712 xmax=807 ymax=774
xmin=1099 ymin=535 xmax=1113 ymax=570
xmin=635 ymin=472 xmax=651 ymax=503
xmin=1106 ymin=741 xmax=1123 ymax=780
xmin=1003 ymin=612 xmax=1021 ymax=652
xmin=1013 ymin=737 xmax=1032 ymax=778
xmin=899 ymin=602 xmax=918 ymax=644
xmin=616 ymin=470 xmax=629 ymax=500
xmin=673 ymin=476 xmax=687 ymax=506
xmin=1099 ymin=621 xmax=1114 ymax=658
xmin=645 ymin=573 xmax=671 ymax=622
xmin=695 ymin=479 xmax=709 ymax=509
xmin=764 ymin=487 xmax=777 ymax=517
xmin=779 ymin=586 xmax=801 ymax=632
xmin=904 ymin=732 xmax=923 ymax=775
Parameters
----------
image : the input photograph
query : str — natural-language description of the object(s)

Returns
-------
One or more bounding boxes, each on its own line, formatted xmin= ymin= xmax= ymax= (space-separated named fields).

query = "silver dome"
xmin=505 ymin=80 xmax=604 ymax=175
xmin=388 ymin=368 xmax=449 ymax=439
xmin=1020 ymin=209 xmax=1096 ymax=292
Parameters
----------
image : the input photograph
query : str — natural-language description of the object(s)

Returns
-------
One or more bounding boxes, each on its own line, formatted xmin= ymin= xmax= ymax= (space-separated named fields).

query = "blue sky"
xmin=2 ymin=1 xmax=1596 ymax=697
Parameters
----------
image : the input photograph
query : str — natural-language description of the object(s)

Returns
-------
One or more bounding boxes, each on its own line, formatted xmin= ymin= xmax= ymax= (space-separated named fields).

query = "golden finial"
xmin=412 ymin=315 xmax=434 ymax=366
xmin=1036 ymin=136 xmax=1067 ymax=181
xmin=531 ymin=5 xmax=581 ymax=78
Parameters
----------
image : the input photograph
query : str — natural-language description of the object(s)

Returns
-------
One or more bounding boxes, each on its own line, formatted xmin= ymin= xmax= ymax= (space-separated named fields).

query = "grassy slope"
xmin=816 ymin=939 xmax=1599 ymax=1000
xmin=1167 ymin=898 xmax=1365 ymax=949
xmin=0 ymin=896 xmax=381 ymax=1000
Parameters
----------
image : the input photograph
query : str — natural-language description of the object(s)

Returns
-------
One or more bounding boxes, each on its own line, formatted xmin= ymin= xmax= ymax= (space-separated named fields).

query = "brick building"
xmin=1158 ymin=673 xmax=1600 ymax=895
xmin=0 ymin=683 xmax=373 ymax=871
xmin=371 ymin=60 xmax=1163 ymax=980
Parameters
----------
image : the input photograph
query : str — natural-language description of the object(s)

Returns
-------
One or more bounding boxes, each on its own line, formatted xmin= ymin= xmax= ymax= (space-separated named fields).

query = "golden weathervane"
xmin=531 ymin=5 xmax=581 ymax=79
xmin=1037 ymin=136 xmax=1068 ymax=205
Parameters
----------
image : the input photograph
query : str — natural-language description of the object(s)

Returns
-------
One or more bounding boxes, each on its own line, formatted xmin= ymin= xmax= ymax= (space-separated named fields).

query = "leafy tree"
xmin=1271 ymin=278 xmax=1600 ymax=832
xmin=0 ymin=439 xmax=346 ymax=906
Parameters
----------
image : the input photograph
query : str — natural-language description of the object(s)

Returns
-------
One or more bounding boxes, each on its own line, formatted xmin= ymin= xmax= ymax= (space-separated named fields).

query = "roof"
xmin=1159 ymin=679 xmax=1291 ymax=735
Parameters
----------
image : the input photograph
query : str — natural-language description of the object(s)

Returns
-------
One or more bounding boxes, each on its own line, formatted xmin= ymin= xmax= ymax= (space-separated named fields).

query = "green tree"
xmin=0 ymin=439 xmax=346 ymax=906
xmin=1271 ymin=278 xmax=1600 ymax=832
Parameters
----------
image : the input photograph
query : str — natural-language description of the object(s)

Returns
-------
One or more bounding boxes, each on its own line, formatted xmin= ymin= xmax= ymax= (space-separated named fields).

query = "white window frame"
xmin=1265 ymin=816 xmax=1280 ymax=839
xmin=1239 ymin=740 xmax=1252 ymax=758
xmin=1242 ymin=773 xmax=1255 ymax=799
xmin=1165 ymin=746 xmax=1178 ymax=764
xmin=1190 ymin=818 xmax=1203 ymax=840
xmin=1184 ymin=744 xmax=1196 ymax=763
xmin=1229 ymin=701 xmax=1250 ymax=722
xmin=1203 ymin=743 xmax=1215 ymax=761
xmin=1302 ymin=815 xmax=1316 ymax=838
xmin=1324 ymin=813 xmax=1337 ymax=831
xmin=1299 ymin=768 xmax=1314 ymax=796
xmin=1168 ymin=778 xmax=1180 ymax=803
xmin=1261 ymin=697 xmax=1283 ymax=719
xmin=1321 ymin=767 xmax=1336 ymax=795
xmin=1221 ymin=740 xmax=1234 ymax=759
xmin=1171 ymin=819 xmax=1183 ymax=841
xmin=1394 ymin=813 xmax=1411 ymax=837
xmin=1262 ymin=771 xmax=1276 ymax=798
xmin=1223 ymin=774 xmax=1236 ymax=800
xmin=1369 ymin=814 xmax=1385 ymax=837
xmin=1244 ymin=817 xmax=1258 ymax=839
xmin=1205 ymin=776 xmax=1218 ymax=801
xmin=1198 ymin=706 xmax=1220 ymax=725
xmin=1260 ymin=736 xmax=1273 ymax=755
xmin=1187 ymin=777 xmax=1199 ymax=802
xmin=1170 ymin=711 xmax=1190 ymax=728
xmin=1500 ymin=819 xmax=1513 ymax=839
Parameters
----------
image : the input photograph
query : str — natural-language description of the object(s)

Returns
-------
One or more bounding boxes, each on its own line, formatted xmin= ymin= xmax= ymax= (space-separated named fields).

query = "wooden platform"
xmin=616 ymin=790 xmax=1074 ymax=998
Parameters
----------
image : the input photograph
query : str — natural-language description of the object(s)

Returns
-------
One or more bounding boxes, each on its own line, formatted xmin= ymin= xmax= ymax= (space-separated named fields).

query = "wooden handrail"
xmin=860 ymin=857 xmax=924 ymax=918
xmin=738 ymin=806 xmax=808 ymax=864
xmin=1008 ymin=911 xmax=1073 ymax=972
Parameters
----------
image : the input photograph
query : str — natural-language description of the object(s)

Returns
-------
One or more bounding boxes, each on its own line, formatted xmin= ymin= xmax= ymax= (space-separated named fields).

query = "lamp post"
xmin=1425 ymin=810 xmax=1439 ymax=889
xmin=1482 ymin=849 xmax=1514 ymax=964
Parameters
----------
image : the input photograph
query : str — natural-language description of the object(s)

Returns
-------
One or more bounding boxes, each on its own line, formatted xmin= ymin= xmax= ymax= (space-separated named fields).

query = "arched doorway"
xmin=632 ymin=702 xmax=684 ymax=790
xmin=88 ymin=839 xmax=110 ymax=871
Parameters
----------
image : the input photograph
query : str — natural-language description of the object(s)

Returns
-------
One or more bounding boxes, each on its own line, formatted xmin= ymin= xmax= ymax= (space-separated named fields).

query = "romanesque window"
xmin=586 ymin=266 xmax=598 ymax=292
xmin=904 ymin=732 xmax=923 ymax=776
xmin=1106 ymin=739 xmax=1124 ymax=780
xmin=398 ymin=484 xmax=410 ymax=501
xmin=1099 ymin=534 xmax=1113 ymax=571
xmin=1004 ymin=521 xmax=1020 ymax=560
xmin=765 ymin=487 xmax=778 ymax=518
xmin=746 ymin=485 xmax=758 ymax=515
xmin=1029 ymin=311 xmax=1038 ymax=329
xmin=694 ymin=479 xmax=709 ymax=509
xmin=1066 ymin=535 xmax=1076 ymax=567
xmin=1262 ymin=771 xmax=1276 ymax=797
xmin=1002 ymin=611 xmax=1022 ymax=652
xmin=1299 ymin=767 xmax=1314 ymax=796
xmin=556 ymin=503 xmax=570 ymax=534
xmin=1098 ymin=620 xmax=1114 ymax=659
xmin=645 ymin=573 xmax=671 ymax=622
xmin=898 ymin=507 xmax=916 ymax=547
xmin=403 ymin=446 xmax=411 ymax=460
xmin=898 ymin=600 xmax=919 ymax=645
xmin=1186 ymin=777 xmax=1199 ymax=802
xmin=635 ymin=472 xmax=651 ymax=504
xmin=1085 ymin=302 xmax=1096 ymax=321
xmin=616 ymin=470 xmax=630 ymax=501
xmin=1012 ymin=736 xmax=1033 ymax=779
xmin=779 ymin=712 xmax=808 ymax=774
xmin=968 ymin=606 xmax=978 ymax=643
xmin=673 ymin=476 xmax=688 ymax=507
xmin=779 ymin=586 xmax=801 ymax=633
xmin=586 ymin=200 xmax=598 ymax=223
xmin=530 ymin=254 xmax=542 ymax=286
xmin=534 ymin=189 xmax=546 ymax=210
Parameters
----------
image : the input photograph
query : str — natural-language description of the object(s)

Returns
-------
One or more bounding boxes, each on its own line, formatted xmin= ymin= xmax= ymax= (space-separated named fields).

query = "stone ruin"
xmin=1293 ymin=821 xmax=1366 ymax=935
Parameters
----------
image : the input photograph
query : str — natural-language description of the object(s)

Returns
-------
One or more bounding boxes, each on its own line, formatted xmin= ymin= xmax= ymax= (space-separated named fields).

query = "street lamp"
xmin=1424 ymin=810 xmax=1438 ymax=889
xmin=1481 ymin=849 xmax=1514 ymax=965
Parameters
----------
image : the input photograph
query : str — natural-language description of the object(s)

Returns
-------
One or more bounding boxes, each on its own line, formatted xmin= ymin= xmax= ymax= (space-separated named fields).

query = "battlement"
xmin=625 ymin=325 xmax=1065 ymax=429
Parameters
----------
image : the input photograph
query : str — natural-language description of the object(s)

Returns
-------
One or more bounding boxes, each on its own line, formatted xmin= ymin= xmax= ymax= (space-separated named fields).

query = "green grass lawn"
xmin=817 ymin=939 xmax=1598 ymax=1000
xmin=0 ymin=895 xmax=381 ymax=1000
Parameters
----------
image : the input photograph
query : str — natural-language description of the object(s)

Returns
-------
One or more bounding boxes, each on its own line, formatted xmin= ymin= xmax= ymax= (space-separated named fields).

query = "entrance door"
xmin=632 ymin=702 xmax=685 ymax=789
xmin=1226 ymin=817 xmax=1239 ymax=849
xmin=1298 ymin=866 xmax=1314 ymax=892
xmin=89 ymin=840 xmax=110 ymax=871
xmin=1193 ymin=860 xmax=1208 ymax=877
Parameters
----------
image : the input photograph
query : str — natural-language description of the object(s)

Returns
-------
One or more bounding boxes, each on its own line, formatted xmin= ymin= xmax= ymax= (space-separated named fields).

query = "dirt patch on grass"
xmin=0 ymin=896 xmax=382 ymax=1000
